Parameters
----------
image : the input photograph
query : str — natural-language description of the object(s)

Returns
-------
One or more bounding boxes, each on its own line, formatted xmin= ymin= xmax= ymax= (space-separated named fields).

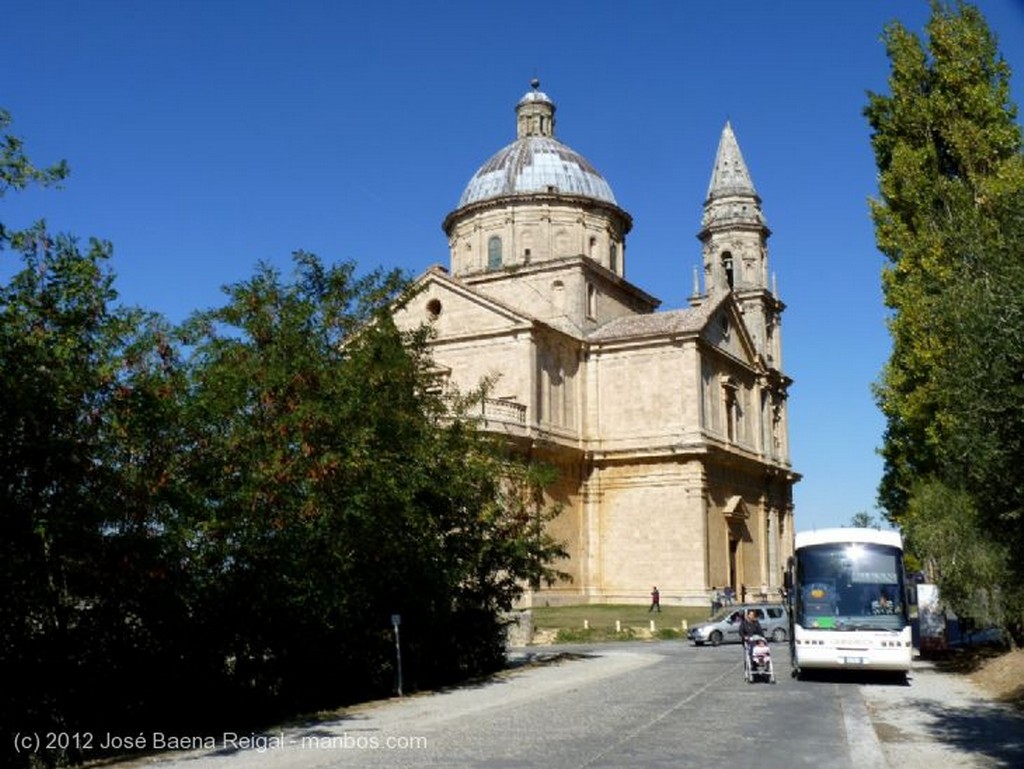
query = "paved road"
xmin=111 ymin=642 xmax=1023 ymax=769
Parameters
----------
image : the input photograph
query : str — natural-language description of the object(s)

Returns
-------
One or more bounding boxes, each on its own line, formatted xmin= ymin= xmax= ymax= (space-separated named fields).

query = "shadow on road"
xmin=795 ymin=668 xmax=910 ymax=687
xmin=902 ymin=698 xmax=1024 ymax=767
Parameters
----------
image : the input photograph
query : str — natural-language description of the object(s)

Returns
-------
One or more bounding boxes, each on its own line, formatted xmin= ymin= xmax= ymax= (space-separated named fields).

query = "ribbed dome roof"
xmin=458 ymin=136 xmax=617 ymax=207
xmin=456 ymin=81 xmax=618 ymax=208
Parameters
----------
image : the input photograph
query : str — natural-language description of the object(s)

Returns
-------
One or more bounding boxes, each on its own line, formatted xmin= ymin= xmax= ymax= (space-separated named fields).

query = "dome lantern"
xmin=516 ymin=78 xmax=556 ymax=139
xmin=451 ymin=81 xmax=621 ymax=213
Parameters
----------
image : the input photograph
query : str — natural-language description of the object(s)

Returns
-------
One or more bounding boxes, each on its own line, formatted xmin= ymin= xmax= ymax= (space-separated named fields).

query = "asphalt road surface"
xmin=110 ymin=641 xmax=1024 ymax=769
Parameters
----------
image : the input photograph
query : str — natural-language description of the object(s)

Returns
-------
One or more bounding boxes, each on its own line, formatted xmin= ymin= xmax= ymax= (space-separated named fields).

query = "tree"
xmin=0 ymin=109 xmax=67 ymax=197
xmin=849 ymin=511 xmax=878 ymax=529
xmin=1 ymin=108 xmax=66 ymax=247
xmin=174 ymin=253 xmax=568 ymax=710
xmin=0 ymin=223 xmax=190 ymax=767
xmin=0 ymin=111 xmax=131 ymax=767
xmin=865 ymin=1 xmax=1024 ymax=642
xmin=2 ymin=106 xmax=570 ymax=765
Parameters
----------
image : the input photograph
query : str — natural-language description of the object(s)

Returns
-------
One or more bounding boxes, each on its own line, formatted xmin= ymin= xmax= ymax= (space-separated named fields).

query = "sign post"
xmin=391 ymin=614 xmax=403 ymax=696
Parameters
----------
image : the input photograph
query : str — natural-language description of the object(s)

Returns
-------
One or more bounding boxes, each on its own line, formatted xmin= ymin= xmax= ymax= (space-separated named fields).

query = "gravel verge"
xmin=860 ymin=658 xmax=1024 ymax=768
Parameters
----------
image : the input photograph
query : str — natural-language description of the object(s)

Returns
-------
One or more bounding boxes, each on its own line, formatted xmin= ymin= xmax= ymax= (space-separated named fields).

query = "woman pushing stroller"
xmin=739 ymin=609 xmax=775 ymax=683
xmin=738 ymin=609 xmax=763 ymax=648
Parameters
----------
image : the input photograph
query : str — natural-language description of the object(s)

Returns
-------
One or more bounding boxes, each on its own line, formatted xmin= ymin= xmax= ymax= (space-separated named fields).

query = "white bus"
xmin=785 ymin=528 xmax=913 ymax=678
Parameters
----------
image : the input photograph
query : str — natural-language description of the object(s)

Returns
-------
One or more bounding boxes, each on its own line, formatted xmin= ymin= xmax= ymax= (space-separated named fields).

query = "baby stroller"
xmin=744 ymin=634 xmax=775 ymax=683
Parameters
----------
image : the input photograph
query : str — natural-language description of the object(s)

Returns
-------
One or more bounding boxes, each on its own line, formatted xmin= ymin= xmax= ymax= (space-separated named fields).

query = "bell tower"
xmin=698 ymin=121 xmax=783 ymax=369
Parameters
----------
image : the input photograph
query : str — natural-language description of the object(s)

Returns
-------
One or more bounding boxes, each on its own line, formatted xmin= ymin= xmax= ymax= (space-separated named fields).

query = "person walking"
xmin=649 ymin=586 xmax=661 ymax=612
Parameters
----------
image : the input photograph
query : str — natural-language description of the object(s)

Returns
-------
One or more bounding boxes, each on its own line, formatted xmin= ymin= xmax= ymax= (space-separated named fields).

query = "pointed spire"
xmin=706 ymin=121 xmax=757 ymax=201
xmin=698 ymin=120 xmax=770 ymax=299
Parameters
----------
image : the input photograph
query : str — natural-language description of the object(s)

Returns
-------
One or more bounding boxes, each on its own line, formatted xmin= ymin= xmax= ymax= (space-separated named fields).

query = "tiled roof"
xmin=588 ymin=292 xmax=726 ymax=342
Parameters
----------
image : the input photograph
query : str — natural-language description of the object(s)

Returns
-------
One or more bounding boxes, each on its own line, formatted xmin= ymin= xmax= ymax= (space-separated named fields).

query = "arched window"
xmin=609 ymin=242 xmax=618 ymax=273
xmin=586 ymin=283 xmax=597 ymax=319
xmin=487 ymin=236 xmax=502 ymax=270
xmin=721 ymin=251 xmax=735 ymax=289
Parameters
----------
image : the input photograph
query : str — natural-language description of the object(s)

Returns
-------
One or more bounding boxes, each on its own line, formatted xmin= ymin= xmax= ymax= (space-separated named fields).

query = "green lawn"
xmin=530 ymin=604 xmax=712 ymax=643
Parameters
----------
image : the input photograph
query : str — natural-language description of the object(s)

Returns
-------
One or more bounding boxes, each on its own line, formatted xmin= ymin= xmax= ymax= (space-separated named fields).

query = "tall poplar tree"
xmin=865 ymin=1 xmax=1024 ymax=641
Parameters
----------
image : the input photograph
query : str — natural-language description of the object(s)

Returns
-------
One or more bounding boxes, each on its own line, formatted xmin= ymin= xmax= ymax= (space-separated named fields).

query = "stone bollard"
xmin=584 ymin=619 xmax=589 ymax=630
xmin=681 ymin=619 xmax=688 ymax=631
xmin=650 ymin=620 xmax=656 ymax=632
xmin=616 ymin=620 xmax=621 ymax=633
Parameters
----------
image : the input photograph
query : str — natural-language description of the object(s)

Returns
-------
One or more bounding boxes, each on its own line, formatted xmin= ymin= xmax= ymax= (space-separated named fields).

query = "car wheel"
xmin=709 ymin=630 xmax=723 ymax=646
xmin=771 ymin=627 xmax=787 ymax=643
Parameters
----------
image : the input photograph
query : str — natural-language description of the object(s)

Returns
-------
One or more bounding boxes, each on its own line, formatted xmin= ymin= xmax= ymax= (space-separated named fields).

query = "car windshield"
xmin=708 ymin=607 xmax=743 ymax=623
xmin=795 ymin=542 xmax=907 ymax=631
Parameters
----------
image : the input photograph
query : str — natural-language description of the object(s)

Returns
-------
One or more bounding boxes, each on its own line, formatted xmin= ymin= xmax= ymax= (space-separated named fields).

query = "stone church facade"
xmin=393 ymin=82 xmax=799 ymax=607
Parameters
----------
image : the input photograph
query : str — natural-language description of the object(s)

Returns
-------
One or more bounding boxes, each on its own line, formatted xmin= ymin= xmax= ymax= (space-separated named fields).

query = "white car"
xmin=688 ymin=603 xmax=789 ymax=646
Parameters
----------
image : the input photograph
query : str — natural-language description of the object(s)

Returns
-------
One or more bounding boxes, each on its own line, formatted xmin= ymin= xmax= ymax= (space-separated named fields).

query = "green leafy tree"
xmin=0 ymin=111 xmax=117 ymax=767
xmin=175 ymin=253 xmax=567 ymax=711
xmin=865 ymin=1 xmax=1024 ymax=642
xmin=922 ymin=184 xmax=1024 ymax=637
xmin=2 ymin=107 xmax=570 ymax=765
xmin=903 ymin=480 xmax=1006 ymax=625
xmin=849 ymin=511 xmax=878 ymax=529
xmin=0 ymin=109 xmax=67 ymax=196
xmin=1 ymin=108 xmax=66 ymax=247
xmin=0 ymin=223 xmax=190 ymax=767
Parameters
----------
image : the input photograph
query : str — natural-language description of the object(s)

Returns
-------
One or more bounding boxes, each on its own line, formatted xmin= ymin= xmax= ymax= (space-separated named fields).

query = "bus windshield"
xmin=794 ymin=542 xmax=906 ymax=631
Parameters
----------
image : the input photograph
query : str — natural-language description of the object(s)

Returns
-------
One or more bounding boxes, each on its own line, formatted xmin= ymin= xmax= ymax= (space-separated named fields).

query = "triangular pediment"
xmin=393 ymin=265 xmax=538 ymax=339
xmin=699 ymin=292 xmax=758 ymax=367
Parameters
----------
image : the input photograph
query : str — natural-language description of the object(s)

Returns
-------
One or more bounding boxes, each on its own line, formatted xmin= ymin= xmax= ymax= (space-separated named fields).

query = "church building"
xmin=393 ymin=82 xmax=799 ymax=607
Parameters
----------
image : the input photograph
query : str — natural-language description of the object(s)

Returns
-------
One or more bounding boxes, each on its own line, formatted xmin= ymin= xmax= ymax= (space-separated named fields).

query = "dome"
xmin=456 ymin=81 xmax=618 ymax=208
xmin=458 ymin=136 xmax=618 ymax=207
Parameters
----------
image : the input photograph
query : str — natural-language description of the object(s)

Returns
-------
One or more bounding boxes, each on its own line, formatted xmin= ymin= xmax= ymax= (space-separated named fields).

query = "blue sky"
xmin=4 ymin=1 xmax=1023 ymax=532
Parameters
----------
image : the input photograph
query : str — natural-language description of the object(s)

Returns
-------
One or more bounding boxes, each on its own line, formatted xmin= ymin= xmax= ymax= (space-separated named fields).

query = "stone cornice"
xmin=443 ymin=192 xmax=633 ymax=236
xmin=461 ymin=254 xmax=660 ymax=313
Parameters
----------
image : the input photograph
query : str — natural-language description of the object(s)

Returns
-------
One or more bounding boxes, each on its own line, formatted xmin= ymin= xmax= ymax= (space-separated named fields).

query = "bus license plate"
xmin=843 ymin=657 xmax=866 ymax=665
